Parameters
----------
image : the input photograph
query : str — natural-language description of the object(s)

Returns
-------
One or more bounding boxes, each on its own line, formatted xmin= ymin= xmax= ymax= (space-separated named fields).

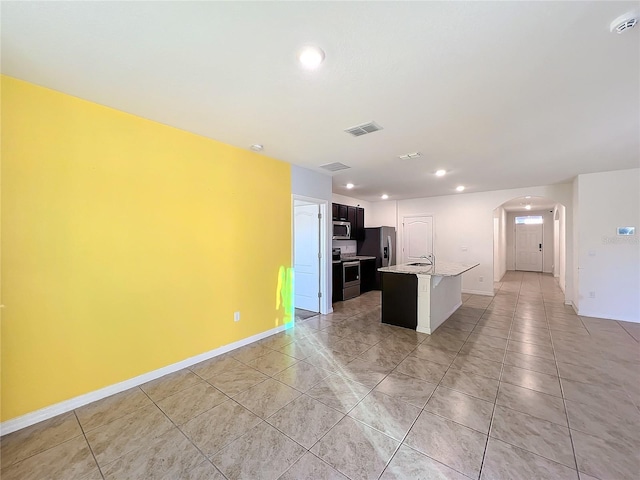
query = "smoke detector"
xmin=610 ymin=12 xmax=638 ymax=34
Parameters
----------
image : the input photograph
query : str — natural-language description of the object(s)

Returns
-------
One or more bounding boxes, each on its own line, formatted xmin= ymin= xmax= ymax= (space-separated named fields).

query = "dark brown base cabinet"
xmin=381 ymin=272 xmax=418 ymax=330
xmin=332 ymin=262 xmax=343 ymax=302
xmin=359 ymin=258 xmax=376 ymax=293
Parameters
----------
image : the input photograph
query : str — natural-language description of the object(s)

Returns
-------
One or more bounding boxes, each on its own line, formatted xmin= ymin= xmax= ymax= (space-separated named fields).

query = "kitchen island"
xmin=378 ymin=261 xmax=479 ymax=334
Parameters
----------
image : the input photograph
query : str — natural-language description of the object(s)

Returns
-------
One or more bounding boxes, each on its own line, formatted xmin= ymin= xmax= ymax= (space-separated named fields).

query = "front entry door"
xmin=515 ymin=223 xmax=543 ymax=272
xmin=403 ymin=215 xmax=433 ymax=263
xmin=294 ymin=203 xmax=320 ymax=312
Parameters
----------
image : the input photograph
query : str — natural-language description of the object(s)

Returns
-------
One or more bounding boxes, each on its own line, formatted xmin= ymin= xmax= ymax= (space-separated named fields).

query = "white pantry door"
xmin=403 ymin=215 xmax=433 ymax=263
xmin=294 ymin=203 xmax=320 ymax=312
xmin=515 ymin=223 xmax=543 ymax=272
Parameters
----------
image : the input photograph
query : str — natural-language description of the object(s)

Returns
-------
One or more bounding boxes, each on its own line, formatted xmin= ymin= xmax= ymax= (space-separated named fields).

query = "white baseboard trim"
xmin=569 ymin=301 xmax=579 ymax=314
xmin=0 ymin=323 xmax=290 ymax=436
xmin=418 ymin=300 xmax=463 ymax=335
xmin=462 ymin=289 xmax=495 ymax=297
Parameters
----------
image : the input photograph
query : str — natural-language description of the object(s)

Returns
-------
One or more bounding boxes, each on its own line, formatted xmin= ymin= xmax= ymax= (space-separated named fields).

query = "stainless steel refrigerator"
xmin=357 ymin=226 xmax=396 ymax=289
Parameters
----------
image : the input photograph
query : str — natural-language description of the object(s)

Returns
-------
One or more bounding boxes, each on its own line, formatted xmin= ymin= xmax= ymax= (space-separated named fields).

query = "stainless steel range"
xmin=342 ymin=260 xmax=360 ymax=300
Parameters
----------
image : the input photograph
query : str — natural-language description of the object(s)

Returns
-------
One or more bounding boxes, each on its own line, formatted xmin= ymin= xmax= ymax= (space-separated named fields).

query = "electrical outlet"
xmin=588 ymin=291 xmax=596 ymax=299
xmin=479 ymin=276 xmax=484 ymax=283
xmin=234 ymin=311 xmax=241 ymax=322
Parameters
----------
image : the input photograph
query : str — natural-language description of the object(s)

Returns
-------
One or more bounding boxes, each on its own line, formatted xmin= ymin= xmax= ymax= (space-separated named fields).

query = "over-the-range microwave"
xmin=332 ymin=221 xmax=351 ymax=240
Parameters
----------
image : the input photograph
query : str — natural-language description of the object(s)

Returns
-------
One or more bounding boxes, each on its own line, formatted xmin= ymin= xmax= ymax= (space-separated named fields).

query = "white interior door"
xmin=294 ymin=203 xmax=320 ymax=312
xmin=515 ymin=223 xmax=543 ymax=272
xmin=403 ymin=215 xmax=433 ymax=263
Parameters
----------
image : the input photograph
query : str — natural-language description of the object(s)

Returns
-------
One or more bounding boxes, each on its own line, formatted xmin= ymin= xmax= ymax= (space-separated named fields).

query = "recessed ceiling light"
xmin=250 ymin=144 xmax=264 ymax=152
xmin=525 ymin=205 xmax=532 ymax=210
xmin=456 ymin=186 xmax=465 ymax=192
xmin=381 ymin=194 xmax=389 ymax=200
xmin=346 ymin=183 xmax=354 ymax=189
xmin=435 ymin=170 xmax=446 ymax=177
xmin=525 ymin=195 xmax=532 ymax=199
xmin=298 ymin=46 xmax=325 ymax=69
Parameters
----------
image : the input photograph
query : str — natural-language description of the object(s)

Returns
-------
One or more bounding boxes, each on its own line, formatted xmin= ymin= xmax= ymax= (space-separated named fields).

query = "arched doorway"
xmin=493 ymin=196 xmax=567 ymax=295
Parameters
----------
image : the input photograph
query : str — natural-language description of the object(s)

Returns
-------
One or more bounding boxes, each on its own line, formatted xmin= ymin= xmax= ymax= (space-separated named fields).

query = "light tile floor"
xmin=2 ymin=272 xmax=639 ymax=479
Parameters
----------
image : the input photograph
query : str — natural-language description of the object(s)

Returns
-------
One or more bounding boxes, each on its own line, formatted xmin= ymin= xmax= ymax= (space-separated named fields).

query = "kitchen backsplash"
xmin=332 ymin=240 xmax=357 ymax=254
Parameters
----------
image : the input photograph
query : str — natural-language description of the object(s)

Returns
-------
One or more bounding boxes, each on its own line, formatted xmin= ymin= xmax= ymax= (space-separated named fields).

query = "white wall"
xmin=368 ymin=184 xmax=573 ymax=299
xmin=558 ymin=204 xmax=566 ymax=293
xmin=506 ymin=210 xmax=554 ymax=273
xmin=554 ymin=206 xmax=560 ymax=277
xmin=575 ymin=168 xmax=640 ymax=322
xmin=493 ymin=206 xmax=507 ymax=282
xmin=572 ymin=176 xmax=580 ymax=309
xmin=291 ymin=165 xmax=333 ymax=313
xmin=292 ymin=165 xmax=332 ymax=202
xmin=499 ymin=207 xmax=507 ymax=280
xmin=367 ymin=200 xmax=398 ymax=228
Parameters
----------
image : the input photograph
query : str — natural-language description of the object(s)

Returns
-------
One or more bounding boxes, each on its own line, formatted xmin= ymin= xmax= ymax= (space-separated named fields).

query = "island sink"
xmin=378 ymin=260 xmax=479 ymax=334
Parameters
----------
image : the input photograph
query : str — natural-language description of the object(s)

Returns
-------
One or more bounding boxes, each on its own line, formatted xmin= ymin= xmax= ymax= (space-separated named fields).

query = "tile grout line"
xmin=206 ymin=302 xmax=393 ymax=479
xmin=545 ymin=287 xmax=583 ymax=477
xmin=372 ymin=336 xmax=441 ymax=479
xmin=399 ymin=289 xmax=498 ymax=480
xmin=73 ymin=410 xmax=106 ymax=480
xmin=173 ymin=413 xmax=233 ymax=480
xmin=477 ymin=271 xmax=518 ymax=480
xmin=288 ymin=299 xmax=395 ymax=479
xmin=139 ymin=385 xmax=230 ymax=480
xmin=291 ymin=303 xmax=445 ymax=479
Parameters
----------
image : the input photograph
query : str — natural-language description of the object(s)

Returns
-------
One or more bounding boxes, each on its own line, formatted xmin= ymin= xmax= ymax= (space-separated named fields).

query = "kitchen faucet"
xmin=420 ymin=253 xmax=435 ymax=265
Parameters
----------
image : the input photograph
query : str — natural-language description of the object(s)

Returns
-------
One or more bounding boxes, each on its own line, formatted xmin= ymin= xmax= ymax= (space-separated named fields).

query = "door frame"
xmin=400 ymin=214 xmax=435 ymax=264
xmin=514 ymin=221 xmax=544 ymax=272
xmin=292 ymin=195 xmax=330 ymax=315
xmin=493 ymin=197 xmax=569 ymax=303
xmin=293 ymin=202 xmax=321 ymax=312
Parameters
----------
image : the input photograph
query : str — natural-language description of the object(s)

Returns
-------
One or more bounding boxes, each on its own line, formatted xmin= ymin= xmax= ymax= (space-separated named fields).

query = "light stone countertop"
xmin=378 ymin=260 xmax=479 ymax=277
xmin=332 ymin=256 xmax=377 ymax=264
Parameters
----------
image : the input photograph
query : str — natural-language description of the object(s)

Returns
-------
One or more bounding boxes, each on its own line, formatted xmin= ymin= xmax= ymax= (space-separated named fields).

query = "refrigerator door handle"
xmin=387 ymin=235 xmax=393 ymax=266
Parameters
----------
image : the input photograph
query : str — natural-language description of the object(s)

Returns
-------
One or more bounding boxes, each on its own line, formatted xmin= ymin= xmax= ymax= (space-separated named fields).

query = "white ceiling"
xmin=2 ymin=2 xmax=638 ymax=202
xmin=501 ymin=196 xmax=558 ymax=213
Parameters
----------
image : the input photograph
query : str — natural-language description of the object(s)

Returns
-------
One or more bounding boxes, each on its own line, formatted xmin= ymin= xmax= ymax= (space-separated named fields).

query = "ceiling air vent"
xmin=398 ymin=152 xmax=422 ymax=160
xmin=345 ymin=121 xmax=383 ymax=137
xmin=320 ymin=162 xmax=351 ymax=172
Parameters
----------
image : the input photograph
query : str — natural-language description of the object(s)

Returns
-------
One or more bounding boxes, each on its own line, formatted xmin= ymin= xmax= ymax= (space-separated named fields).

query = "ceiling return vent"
xmin=345 ymin=121 xmax=383 ymax=137
xmin=320 ymin=162 xmax=351 ymax=172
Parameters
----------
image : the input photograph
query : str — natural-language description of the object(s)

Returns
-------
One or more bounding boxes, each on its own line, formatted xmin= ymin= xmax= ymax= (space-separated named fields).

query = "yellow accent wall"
xmin=1 ymin=76 xmax=292 ymax=421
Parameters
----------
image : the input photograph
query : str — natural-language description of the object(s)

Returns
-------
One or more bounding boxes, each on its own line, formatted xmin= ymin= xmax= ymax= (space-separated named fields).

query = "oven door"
xmin=342 ymin=261 xmax=360 ymax=288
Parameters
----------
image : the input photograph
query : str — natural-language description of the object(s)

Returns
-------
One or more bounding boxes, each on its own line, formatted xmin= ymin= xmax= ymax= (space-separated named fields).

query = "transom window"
xmin=515 ymin=216 xmax=543 ymax=225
